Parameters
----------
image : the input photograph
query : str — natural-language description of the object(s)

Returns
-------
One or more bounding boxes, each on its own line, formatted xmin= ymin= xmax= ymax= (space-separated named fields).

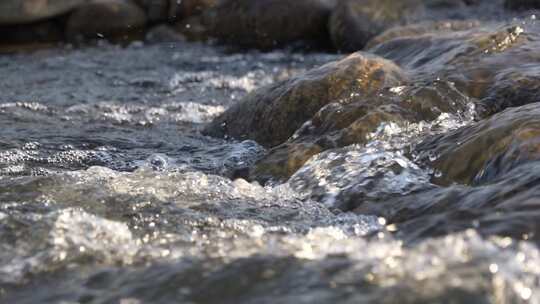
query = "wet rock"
xmin=203 ymin=0 xmax=335 ymax=50
xmin=504 ymin=0 xmax=540 ymax=9
xmin=328 ymin=0 xmax=424 ymax=52
xmin=0 ymin=0 xmax=85 ymax=25
xmin=370 ymin=23 xmax=540 ymax=115
xmin=355 ymin=160 xmax=540 ymax=244
xmin=414 ymin=102 xmax=540 ymax=186
xmin=66 ymin=0 xmax=147 ymax=41
xmin=365 ymin=19 xmax=481 ymax=49
xmin=204 ymin=52 xmax=407 ymax=148
xmin=252 ymin=81 xmax=472 ymax=182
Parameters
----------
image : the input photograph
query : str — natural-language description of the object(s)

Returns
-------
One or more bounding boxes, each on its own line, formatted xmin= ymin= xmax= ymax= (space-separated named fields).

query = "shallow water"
xmin=2 ymin=11 xmax=540 ymax=303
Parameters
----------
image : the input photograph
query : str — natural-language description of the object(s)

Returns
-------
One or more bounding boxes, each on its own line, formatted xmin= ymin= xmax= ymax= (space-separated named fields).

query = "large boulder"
xmin=202 ymin=0 xmax=336 ymax=50
xmin=328 ymin=0 xmax=425 ymax=52
xmin=204 ymin=52 xmax=407 ymax=148
xmin=66 ymin=0 xmax=147 ymax=41
xmin=0 ymin=0 xmax=85 ymax=25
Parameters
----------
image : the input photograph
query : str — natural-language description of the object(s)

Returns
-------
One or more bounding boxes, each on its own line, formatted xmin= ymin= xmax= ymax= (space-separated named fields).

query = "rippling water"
xmin=2 ymin=15 xmax=540 ymax=303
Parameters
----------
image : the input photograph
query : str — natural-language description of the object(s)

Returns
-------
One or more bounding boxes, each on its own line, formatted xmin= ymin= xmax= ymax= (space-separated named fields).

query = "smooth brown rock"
xmin=179 ymin=0 xmax=219 ymax=19
xmin=365 ymin=20 xmax=481 ymax=49
xmin=66 ymin=0 xmax=147 ymax=40
xmin=370 ymin=23 xmax=540 ymax=116
xmin=0 ymin=0 xmax=85 ymax=25
xmin=203 ymin=0 xmax=335 ymax=50
xmin=134 ymin=0 xmax=218 ymax=23
xmin=415 ymin=102 xmax=540 ymax=186
xmin=204 ymin=52 xmax=407 ymax=148
xmin=328 ymin=0 xmax=424 ymax=52
xmin=252 ymin=81 xmax=471 ymax=182
xmin=133 ymin=0 xmax=172 ymax=22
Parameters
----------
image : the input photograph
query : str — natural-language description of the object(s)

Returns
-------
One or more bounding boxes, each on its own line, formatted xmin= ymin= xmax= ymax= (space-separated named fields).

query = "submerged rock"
xmin=415 ymin=102 xmax=540 ymax=186
xmin=202 ymin=0 xmax=335 ymax=50
xmin=66 ymin=0 xmax=147 ymax=41
xmin=0 ymin=0 xmax=85 ymax=25
xmin=328 ymin=0 xmax=424 ymax=52
xmin=204 ymin=52 xmax=407 ymax=147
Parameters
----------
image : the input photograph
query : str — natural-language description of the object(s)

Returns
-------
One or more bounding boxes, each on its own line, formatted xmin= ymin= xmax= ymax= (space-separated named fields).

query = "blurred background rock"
xmin=0 ymin=0 xmax=538 ymax=53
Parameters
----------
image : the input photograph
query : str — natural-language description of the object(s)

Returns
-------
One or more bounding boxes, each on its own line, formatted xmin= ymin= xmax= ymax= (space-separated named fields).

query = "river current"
xmin=2 ymin=8 xmax=540 ymax=303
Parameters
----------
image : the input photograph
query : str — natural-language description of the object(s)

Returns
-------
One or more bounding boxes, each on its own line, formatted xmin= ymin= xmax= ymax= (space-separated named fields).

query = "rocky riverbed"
xmin=3 ymin=0 xmax=540 ymax=303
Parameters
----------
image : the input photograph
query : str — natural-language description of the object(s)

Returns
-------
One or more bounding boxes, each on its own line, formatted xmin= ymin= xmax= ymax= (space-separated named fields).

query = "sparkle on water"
xmin=2 ymin=14 xmax=540 ymax=303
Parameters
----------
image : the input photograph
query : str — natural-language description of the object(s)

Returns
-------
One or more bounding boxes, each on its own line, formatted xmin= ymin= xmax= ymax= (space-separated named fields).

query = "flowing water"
xmin=3 ymin=5 xmax=540 ymax=303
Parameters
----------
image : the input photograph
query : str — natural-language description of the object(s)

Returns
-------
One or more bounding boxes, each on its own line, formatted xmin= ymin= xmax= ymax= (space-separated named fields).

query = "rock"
xmin=174 ymin=15 xmax=211 ymax=42
xmin=0 ymin=0 xmax=85 ymax=25
xmin=355 ymin=160 xmax=540 ymax=243
xmin=204 ymin=52 xmax=407 ymax=148
xmin=414 ymin=102 xmax=540 ymax=186
xmin=251 ymin=81 xmax=472 ymax=182
xmin=0 ymin=20 xmax=64 ymax=44
xmin=134 ymin=0 xmax=217 ymax=23
xmin=203 ymin=0 xmax=335 ymax=50
xmin=66 ymin=0 xmax=147 ymax=41
xmin=133 ymin=0 xmax=173 ymax=22
xmin=423 ymin=0 xmax=468 ymax=8
xmin=370 ymin=22 xmax=540 ymax=116
xmin=145 ymin=25 xmax=186 ymax=43
xmin=328 ymin=0 xmax=424 ymax=52
xmin=365 ymin=20 xmax=481 ymax=49
xmin=178 ymin=0 xmax=219 ymax=19
xmin=504 ymin=0 xmax=540 ymax=9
